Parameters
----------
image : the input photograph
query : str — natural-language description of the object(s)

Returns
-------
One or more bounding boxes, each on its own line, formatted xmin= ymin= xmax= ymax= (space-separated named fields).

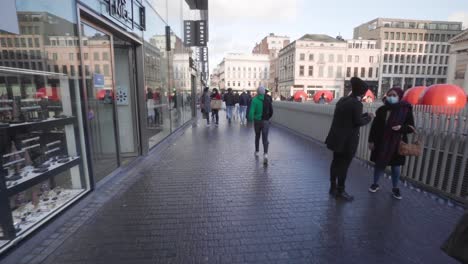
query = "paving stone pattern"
xmin=1 ymin=117 xmax=464 ymax=264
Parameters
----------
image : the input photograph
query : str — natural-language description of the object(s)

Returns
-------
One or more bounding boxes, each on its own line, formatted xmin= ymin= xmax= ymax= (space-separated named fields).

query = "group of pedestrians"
xmin=326 ymin=77 xmax=415 ymax=202
xmin=200 ymin=86 xmax=273 ymax=164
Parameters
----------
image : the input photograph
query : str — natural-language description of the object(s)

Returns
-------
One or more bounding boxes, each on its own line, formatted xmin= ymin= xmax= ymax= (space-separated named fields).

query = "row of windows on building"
xmin=295 ymin=65 xmax=379 ymax=79
xmin=226 ymin=66 xmax=268 ymax=72
xmin=0 ymin=50 xmax=111 ymax=62
xmin=381 ymin=77 xmax=447 ymax=88
xmin=383 ymin=54 xmax=449 ymax=65
xmin=226 ymin=71 xmax=268 ymax=80
xmin=287 ymin=53 xmax=379 ymax=65
xmin=0 ymin=60 xmax=111 ymax=77
xmin=226 ymin=81 xmax=263 ymax=88
xmin=347 ymin=42 xmax=377 ymax=49
xmin=384 ymin=42 xmax=451 ymax=54
xmin=382 ymin=65 xmax=448 ymax=76
xmin=383 ymin=31 xmax=457 ymax=42
xmin=0 ymin=37 xmax=41 ymax=48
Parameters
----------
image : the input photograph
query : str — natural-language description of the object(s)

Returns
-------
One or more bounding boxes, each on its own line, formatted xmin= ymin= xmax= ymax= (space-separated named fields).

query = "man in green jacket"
xmin=248 ymin=86 xmax=273 ymax=164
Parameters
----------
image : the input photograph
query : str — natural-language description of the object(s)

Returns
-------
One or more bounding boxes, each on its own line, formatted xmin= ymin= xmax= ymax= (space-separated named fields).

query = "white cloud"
xmin=210 ymin=0 xmax=299 ymax=24
xmin=208 ymin=0 xmax=299 ymax=73
xmin=448 ymin=11 xmax=468 ymax=29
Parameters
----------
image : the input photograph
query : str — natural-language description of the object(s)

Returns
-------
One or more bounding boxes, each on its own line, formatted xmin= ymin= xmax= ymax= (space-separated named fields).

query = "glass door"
xmin=80 ymin=22 xmax=119 ymax=182
xmin=113 ymin=37 xmax=139 ymax=165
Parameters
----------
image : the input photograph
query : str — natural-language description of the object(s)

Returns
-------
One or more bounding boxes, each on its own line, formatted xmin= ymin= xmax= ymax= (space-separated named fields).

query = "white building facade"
xmin=354 ymin=18 xmax=463 ymax=96
xmin=217 ymin=53 xmax=270 ymax=91
xmin=277 ymin=35 xmax=380 ymax=99
xmin=448 ymin=29 xmax=468 ymax=93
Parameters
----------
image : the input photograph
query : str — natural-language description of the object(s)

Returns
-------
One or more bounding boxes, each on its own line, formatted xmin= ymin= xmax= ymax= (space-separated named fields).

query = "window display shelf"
xmin=13 ymin=189 xmax=85 ymax=236
xmin=5 ymin=157 xmax=81 ymax=196
xmin=1 ymin=117 xmax=76 ymax=134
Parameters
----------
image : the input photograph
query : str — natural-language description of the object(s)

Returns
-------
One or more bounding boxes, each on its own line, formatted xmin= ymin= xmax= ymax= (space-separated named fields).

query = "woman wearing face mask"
xmin=368 ymin=87 xmax=415 ymax=200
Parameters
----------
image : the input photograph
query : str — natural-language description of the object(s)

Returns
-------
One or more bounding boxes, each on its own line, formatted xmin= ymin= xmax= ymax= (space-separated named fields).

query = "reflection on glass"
xmin=144 ymin=3 xmax=171 ymax=149
xmin=81 ymin=23 xmax=119 ymax=182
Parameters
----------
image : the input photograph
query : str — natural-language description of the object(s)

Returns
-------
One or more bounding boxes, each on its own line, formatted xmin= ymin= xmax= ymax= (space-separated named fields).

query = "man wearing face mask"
xmin=325 ymin=77 xmax=373 ymax=201
xmin=368 ymin=87 xmax=415 ymax=200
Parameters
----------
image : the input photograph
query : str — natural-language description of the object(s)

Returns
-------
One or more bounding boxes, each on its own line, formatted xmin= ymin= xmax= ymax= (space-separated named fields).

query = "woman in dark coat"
xmin=368 ymin=87 xmax=415 ymax=200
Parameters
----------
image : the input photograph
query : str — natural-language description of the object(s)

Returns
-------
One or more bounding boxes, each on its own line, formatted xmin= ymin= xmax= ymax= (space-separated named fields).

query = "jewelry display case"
xmin=0 ymin=68 xmax=89 ymax=247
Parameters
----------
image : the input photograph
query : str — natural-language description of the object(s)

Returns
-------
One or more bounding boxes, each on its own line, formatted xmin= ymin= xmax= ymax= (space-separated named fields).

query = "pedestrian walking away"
xmin=200 ymin=87 xmax=211 ymax=126
xmin=210 ymin=88 xmax=222 ymax=126
xmin=234 ymin=91 xmax=240 ymax=121
xmin=239 ymin=89 xmax=250 ymax=125
xmin=368 ymin=87 xmax=415 ymax=200
xmin=249 ymin=86 xmax=273 ymax=165
xmin=224 ymin=88 xmax=236 ymax=123
xmin=325 ymin=77 xmax=373 ymax=201
xmin=246 ymin=90 xmax=252 ymax=122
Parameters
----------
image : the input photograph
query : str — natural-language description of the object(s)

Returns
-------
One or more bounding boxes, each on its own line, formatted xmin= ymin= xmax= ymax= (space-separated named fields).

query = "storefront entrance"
xmin=80 ymin=20 xmax=140 ymax=183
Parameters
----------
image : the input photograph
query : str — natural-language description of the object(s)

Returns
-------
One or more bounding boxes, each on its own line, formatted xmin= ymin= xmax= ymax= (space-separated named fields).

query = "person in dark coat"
xmin=245 ymin=91 xmax=252 ymax=122
xmin=325 ymin=77 xmax=373 ymax=201
xmin=442 ymin=210 xmax=468 ymax=263
xmin=368 ymin=87 xmax=415 ymax=200
xmin=223 ymin=88 xmax=236 ymax=123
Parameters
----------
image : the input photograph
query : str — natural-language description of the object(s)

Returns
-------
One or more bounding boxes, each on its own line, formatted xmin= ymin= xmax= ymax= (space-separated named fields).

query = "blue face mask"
xmin=386 ymin=96 xmax=399 ymax=104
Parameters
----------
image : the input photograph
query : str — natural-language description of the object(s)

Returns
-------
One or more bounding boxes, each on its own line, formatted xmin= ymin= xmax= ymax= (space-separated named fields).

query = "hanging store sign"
xmin=184 ymin=20 xmax=208 ymax=47
xmin=102 ymin=0 xmax=146 ymax=31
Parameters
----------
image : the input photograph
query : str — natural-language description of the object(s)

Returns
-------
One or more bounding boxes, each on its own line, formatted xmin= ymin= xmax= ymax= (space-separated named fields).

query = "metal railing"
xmin=272 ymin=101 xmax=468 ymax=204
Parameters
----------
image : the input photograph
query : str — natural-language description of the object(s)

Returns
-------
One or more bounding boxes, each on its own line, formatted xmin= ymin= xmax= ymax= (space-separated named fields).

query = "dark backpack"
xmin=262 ymin=95 xmax=273 ymax=120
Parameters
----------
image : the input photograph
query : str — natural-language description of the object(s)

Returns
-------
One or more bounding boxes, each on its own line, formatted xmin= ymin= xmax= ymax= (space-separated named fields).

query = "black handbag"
xmin=441 ymin=211 xmax=468 ymax=263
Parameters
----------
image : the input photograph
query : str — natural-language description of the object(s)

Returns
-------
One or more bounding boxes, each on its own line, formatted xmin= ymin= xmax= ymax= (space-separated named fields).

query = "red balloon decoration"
xmin=402 ymin=86 xmax=427 ymax=105
xmin=293 ymin=90 xmax=308 ymax=102
xmin=419 ymin=84 xmax=467 ymax=113
xmin=313 ymin=90 xmax=334 ymax=103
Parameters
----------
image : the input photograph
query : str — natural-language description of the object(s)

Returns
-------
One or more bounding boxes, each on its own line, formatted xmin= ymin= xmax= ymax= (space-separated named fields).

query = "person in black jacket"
xmin=223 ymin=88 xmax=236 ymax=123
xmin=239 ymin=89 xmax=250 ymax=125
xmin=325 ymin=77 xmax=373 ymax=201
xmin=368 ymin=87 xmax=415 ymax=200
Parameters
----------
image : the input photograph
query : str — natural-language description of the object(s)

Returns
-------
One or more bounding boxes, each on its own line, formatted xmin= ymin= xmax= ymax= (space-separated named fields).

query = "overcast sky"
xmin=208 ymin=0 xmax=468 ymax=72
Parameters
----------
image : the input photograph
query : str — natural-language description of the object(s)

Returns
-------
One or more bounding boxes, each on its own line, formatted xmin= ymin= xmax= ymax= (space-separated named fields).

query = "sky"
xmin=208 ymin=0 xmax=468 ymax=73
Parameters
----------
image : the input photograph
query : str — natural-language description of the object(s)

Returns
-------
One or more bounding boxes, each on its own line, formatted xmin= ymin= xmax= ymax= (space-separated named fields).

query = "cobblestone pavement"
xmin=1 ymin=117 xmax=464 ymax=264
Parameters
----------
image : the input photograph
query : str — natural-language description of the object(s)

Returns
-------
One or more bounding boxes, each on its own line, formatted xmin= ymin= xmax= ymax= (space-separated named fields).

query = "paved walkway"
xmin=1 ymin=116 xmax=464 ymax=264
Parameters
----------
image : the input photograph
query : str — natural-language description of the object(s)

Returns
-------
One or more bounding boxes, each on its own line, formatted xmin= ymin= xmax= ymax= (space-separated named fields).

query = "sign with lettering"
xmin=102 ymin=0 xmax=146 ymax=31
xmin=183 ymin=20 xmax=208 ymax=47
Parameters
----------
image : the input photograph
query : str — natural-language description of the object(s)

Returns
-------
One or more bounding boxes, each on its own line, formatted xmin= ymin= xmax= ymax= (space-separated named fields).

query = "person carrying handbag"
xmin=200 ymin=87 xmax=211 ymax=126
xmin=210 ymin=88 xmax=222 ymax=126
xmin=368 ymin=87 xmax=415 ymax=200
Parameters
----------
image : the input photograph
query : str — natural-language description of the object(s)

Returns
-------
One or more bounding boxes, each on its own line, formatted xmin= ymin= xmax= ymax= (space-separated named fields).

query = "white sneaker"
xmin=263 ymin=154 xmax=268 ymax=164
xmin=206 ymin=123 xmax=210 ymax=127
xmin=255 ymin=152 xmax=259 ymax=157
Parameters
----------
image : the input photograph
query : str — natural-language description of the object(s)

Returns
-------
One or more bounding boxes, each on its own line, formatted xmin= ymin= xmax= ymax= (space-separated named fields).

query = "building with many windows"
xmin=252 ymin=34 xmax=290 ymax=93
xmin=354 ymin=18 xmax=463 ymax=96
xmin=277 ymin=34 xmax=380 ymax=99
xmin=448 ymin=29 xmax=468 ymax=92
xmin=217 ymin=53 xmax=270 ymax=91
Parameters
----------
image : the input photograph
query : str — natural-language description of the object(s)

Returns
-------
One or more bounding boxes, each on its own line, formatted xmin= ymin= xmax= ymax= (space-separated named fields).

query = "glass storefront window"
xmin=0 ymin=0 xmax=90 ymax=250
xmin=143 ymin=2 xmax=171 ymax=149
xmin=0 ymin=70 xmax=89 ymax=248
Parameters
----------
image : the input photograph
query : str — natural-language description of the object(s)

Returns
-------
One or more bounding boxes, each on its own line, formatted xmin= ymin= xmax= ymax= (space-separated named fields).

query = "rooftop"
xmin=299 ymin=34 xmax=345 ymax=43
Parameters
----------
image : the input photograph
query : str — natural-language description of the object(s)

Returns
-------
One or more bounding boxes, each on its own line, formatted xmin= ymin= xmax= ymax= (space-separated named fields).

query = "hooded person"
xmin=325 ymin=77 xmax=373 ymax=201
xmin=248 ymin=86 xmax=273 ymax=165
xmin=367 ymin=87 xmax=415 ymax=200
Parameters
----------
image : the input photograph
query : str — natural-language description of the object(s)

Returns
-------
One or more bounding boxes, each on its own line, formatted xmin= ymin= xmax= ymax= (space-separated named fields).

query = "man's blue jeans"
xmin=226 ymin=106 xmax=234 ymax=120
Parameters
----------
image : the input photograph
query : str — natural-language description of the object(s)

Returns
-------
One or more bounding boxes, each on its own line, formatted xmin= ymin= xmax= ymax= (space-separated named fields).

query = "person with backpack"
xmin=248 ymin=86 xmax=273 ymax=165
xmin=239 ymin=89 xmax=249 ymax=125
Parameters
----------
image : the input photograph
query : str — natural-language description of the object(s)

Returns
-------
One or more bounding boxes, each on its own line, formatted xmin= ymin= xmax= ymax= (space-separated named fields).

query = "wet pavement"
xmin=0 ymin=116 xmax=464 ymax=264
